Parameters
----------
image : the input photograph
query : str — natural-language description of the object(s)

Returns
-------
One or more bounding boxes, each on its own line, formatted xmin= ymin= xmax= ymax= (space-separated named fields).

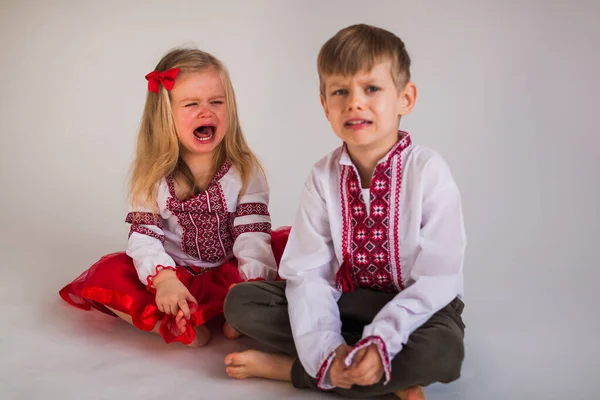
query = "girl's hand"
xmin=153 ymin=271 xmax=197 ymax=318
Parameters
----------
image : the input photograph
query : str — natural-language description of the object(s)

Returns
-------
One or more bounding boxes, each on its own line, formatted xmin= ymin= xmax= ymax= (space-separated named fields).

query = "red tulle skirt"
xmin=59 ymin=227 xmax=290 ymax=345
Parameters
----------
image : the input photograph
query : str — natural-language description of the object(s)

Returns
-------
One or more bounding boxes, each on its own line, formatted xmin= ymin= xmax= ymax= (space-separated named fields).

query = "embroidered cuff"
xmin=316 ymin=350 xmax=337 ymax=390
xmin=145 ymin=265 xmax=177 ymax=292
xmin=232 ymin=222 xmax=272 ymax=239
xmin=126 ymin=212 xmax=163 ymax=228
xmin=236 ymin=203 xmax=269 ymax=217
xmin=344 ymin=336 xmax=392 ymax=385
xmin=129 ymin=225 xmax=165 ymax=243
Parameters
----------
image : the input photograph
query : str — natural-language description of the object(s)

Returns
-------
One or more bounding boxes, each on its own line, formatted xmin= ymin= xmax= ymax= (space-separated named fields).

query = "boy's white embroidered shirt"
xmin=279 ymin=133 xmax=466 ymax=388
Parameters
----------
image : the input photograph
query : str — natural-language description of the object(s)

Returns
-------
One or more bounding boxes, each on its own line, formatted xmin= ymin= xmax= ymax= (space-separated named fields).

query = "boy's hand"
xmin=329 ymin=344 xmax=354 ymax=389
xmin=153 ymin=270 xmax=197 ymax=318
xmin=346 ymin=344 xmax=384 ymax=386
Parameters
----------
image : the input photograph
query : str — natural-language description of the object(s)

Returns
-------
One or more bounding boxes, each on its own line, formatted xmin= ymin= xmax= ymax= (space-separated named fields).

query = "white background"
xmin=1 ymin=1 xmax=598 ymax=399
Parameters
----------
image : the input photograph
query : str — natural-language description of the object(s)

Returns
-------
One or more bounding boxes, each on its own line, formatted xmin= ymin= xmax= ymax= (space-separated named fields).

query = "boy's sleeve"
xmin=232 ymin=168 xmax=278 ymax=281
xmin=348 ymin=154 xmax=466 ymax=384
xmin=126 ymin=204 xmax=177 ymax=290
xmin=279 ymin=173 xmax=345 ymax=390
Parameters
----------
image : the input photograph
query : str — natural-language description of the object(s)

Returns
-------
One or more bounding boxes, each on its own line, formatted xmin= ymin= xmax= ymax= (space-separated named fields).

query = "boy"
xmin=223 ymin=24 xmax=466 ymax=400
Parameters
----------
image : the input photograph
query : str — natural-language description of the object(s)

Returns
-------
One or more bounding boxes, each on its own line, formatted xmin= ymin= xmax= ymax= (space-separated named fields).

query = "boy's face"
xmin=320 ymin=62 xmax=416 ymax=157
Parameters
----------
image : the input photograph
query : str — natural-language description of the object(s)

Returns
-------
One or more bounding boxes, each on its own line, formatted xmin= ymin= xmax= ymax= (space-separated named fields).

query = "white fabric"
xmin=361 ymin=188 xmax=371 ymax=214
xmin=126 ymin=166 xmax=278 ymax=285
xmin=279 ymin=140 xmax=466 ymax=387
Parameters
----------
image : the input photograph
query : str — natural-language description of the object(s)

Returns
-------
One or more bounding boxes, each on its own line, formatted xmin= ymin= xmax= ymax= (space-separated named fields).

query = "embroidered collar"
xmin=339 ymin=131 xmax=412 ymax=167
xmin=166 ymin=159 xmax=232 ymax=206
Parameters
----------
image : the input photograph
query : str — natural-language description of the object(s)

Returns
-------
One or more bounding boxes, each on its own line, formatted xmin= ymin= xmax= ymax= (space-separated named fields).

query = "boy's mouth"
xmin=344 ymin=119 xmax=373 ymax=129
xmin=193 ymin=125 xmax=216 ymax=142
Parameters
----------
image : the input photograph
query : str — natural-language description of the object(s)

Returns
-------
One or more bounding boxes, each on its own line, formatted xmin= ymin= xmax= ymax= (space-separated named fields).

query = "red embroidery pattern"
xmin=391 ymin=152 xmax=404 ymax=291
xmin=316 ymin=351 xmax=336 ymax=390
xmin=125 ymin=212 xmax=163 ymax=228
xmin=165 ymin=161 xmax=235 ymax=263
xmin=213 ymin=160 xmax=232 ymax=181
xmin=232 ymin=222 xmax=271 ymax=239
xmin=129 ymin=225 xmax=165 ymax=243
xmin=339 ymin=164 xmax=352 ymax=270
xmin=236 ymin=202 xmax=269 ymax=217
xmin=339 ymin=132 xmax=411 ymax=293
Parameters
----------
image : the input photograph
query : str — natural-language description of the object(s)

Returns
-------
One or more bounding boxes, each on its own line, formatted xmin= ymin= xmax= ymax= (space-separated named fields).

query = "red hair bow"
xmin=145 ymin=68 xmax=180 ymax=93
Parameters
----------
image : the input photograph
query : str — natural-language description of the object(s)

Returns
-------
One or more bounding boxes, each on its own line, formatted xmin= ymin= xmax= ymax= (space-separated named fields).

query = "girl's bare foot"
xmin=224 ymin=349 xmax=294 ymax=381
xmin=222 ymin=321 xmax=242 ymax=339
xmin=395 ymin=386 xmax=426 ymax=400
xmin=187 ymin=325 xmax=211 ymax=348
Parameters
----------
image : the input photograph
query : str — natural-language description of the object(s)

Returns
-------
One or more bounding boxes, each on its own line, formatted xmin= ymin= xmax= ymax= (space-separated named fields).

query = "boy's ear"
xmin=398 ymin=82 xmax=417 ymax=116
xmin=320 ymin=94 xmax=329 ymax=118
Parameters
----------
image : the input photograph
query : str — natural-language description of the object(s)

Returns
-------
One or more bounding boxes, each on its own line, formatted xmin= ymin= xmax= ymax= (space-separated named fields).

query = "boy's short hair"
xmin=317 ymin=24 xmax=411 ymax=96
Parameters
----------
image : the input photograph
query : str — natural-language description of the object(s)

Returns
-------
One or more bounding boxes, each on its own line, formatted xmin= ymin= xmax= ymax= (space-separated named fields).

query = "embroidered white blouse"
xmin=278 ymin=133 xmax=466 ymax=389
xmin=125 ymin=161 xmax=278 ymax=286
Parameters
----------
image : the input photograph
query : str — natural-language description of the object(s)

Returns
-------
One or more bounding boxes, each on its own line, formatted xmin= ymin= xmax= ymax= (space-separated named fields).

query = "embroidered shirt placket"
xmin=388 ymin=154 xmax=402 ymax=291
xmin=186 ymin=200 xmax=202 ymax=260
xmin=209 ymin=189 xmax=227 ymax=257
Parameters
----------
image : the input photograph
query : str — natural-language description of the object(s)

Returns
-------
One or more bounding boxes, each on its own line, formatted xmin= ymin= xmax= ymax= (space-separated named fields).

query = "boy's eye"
xmin=211 ymin=100 xmax=224 ymax=105
xmin=332 ymin=89 xmax=347 ymax=96
xmin=367 ymin=86 xmax=380 ymax=93
xmin=184 ymin=103 xmax=197 ymax=107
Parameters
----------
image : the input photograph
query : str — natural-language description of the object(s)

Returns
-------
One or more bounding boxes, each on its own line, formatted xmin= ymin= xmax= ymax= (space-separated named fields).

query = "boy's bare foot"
xmin=187 ymin=325 xmax=211 ymax=348
xmin=395 ymin=386 xmax=426 ymax=400
xmin=222 ymin=322 xmax=242 ymax=339
xmin=224 ymin=349 xmax=294 ymax=381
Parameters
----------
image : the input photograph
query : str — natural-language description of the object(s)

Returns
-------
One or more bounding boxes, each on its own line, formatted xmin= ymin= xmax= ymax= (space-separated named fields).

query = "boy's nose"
xmin=347 ymin=92 xmax=365 ymax=111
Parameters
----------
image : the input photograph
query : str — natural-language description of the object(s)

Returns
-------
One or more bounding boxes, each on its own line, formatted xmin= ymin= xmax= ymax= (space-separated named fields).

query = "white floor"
xmin=0 ymin=230 xmax=473 ymax=400
xmin=2 ymin=228 xmax=596 ymax=400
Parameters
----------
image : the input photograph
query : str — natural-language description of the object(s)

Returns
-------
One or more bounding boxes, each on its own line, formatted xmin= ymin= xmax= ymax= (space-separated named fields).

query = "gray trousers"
xmin=224 ymin=281 xmax=465 ymax=398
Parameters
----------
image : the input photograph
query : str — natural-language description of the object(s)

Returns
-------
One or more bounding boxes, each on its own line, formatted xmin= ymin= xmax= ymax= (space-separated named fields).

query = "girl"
xmin=60 ymin=47 xmax=288 ymax=347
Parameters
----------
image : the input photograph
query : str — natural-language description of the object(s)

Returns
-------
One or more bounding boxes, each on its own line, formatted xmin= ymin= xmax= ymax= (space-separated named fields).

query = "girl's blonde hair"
xmin=130 ymin=47 xmax=261 ymax=209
